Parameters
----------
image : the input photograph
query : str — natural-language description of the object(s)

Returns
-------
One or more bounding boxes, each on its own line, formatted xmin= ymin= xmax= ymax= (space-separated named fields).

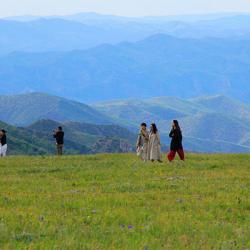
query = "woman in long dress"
xmin=149 ymin=123 xmax=162 ymax=162
xmin=136 ymin=123 xmax=149 ymax=161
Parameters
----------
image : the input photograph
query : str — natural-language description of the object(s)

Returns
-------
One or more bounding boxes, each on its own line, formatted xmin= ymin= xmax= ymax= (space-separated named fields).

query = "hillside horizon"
xmin=1 ymin=92 xmax=250 ymax=154
xmin=2 ymin=11 xmax=250 ymax=20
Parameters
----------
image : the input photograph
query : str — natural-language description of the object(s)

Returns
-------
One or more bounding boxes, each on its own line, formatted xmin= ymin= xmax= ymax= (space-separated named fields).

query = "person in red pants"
xmin=167 ymin=120 xmax=185 ymax=162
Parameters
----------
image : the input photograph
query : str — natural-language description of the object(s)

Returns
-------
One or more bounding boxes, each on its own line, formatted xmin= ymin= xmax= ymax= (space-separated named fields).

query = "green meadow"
xmin=0 ymin=154 xmax=249 ymax=250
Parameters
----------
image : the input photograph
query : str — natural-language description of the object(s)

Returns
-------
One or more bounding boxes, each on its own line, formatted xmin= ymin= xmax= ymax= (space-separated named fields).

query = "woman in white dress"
xmin=149 ymin=123 xmax=162 ymax=162
xmin=136 ymin=123 xmax=149 ymax=162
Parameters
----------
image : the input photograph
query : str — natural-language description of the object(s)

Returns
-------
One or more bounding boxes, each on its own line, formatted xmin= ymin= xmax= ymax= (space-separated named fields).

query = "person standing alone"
xmin=0 ymin=130 xmax=7 ymax=157
xmin=167 ymin=120 xmax=185 ymax=162
xmin=53 ymin=126 xmax=64 ymax=156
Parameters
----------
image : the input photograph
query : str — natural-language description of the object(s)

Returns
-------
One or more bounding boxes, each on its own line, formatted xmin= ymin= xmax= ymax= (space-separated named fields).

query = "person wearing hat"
xmin=0 ymin=130 xmax=7 ymax=157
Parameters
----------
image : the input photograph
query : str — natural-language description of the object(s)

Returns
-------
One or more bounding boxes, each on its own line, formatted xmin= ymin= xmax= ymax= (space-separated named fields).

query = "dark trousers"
xmin=167 ymin=149 xmax=185 ymax=161
xmin=56 ymin=144 xmax=63 ymax=156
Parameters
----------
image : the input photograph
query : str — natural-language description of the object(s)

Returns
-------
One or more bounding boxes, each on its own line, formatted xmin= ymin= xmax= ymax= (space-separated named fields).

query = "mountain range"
xmin=1 ymin=34 xmax=250 ymax=102
xmin=1 ymin=13 xmax=250 ymax=103
xmin=1 ymin=13 xmax=250 ymax=55
xmin=0 ymin=92 xmax=250 ymax=153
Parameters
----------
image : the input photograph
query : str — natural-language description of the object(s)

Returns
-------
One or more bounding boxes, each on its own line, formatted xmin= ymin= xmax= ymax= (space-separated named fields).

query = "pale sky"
xmin=0 ymin=0 xmax=250 ymax=18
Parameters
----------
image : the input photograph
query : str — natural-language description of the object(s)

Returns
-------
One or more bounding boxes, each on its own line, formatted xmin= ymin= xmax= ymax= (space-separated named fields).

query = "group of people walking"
xmin=136 ymin=120 xmax=185 ymax=163
xmin=136 ymin=123 xmax=162 ymax=162
xmin=0 ymin=130 xmax=7 ymax=157
xmin=0 ymin=120 xmax=185 ymax=160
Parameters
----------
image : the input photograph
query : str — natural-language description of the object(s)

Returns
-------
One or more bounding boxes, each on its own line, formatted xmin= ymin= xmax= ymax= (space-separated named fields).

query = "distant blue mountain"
xmin=5 ymin=12 xmax=249 ymax=23
xmin=0 ymin=34 xmax=249 ymax=102
xmin=1 ymin=13 xmax=250 ymax=55
xmin=0 ymin=18 xmax=114 ymax=54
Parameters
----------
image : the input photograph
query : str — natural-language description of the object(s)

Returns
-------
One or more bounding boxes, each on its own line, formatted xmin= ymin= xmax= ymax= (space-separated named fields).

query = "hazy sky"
xmin=1 ymin=0 xmax=250 ymax=17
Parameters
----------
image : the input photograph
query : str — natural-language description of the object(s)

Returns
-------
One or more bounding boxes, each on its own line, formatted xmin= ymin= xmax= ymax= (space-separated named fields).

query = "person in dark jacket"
xmin=167 ymin=120 xmax=185 ymax=162
xmin=53 ymin=126 xmax=64 ymax=155
xmin=0 ymin=129 xmax=7 ymax=157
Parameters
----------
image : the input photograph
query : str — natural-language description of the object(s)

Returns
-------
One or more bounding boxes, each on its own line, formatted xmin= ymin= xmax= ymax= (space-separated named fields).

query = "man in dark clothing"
xmin=167 ymin=120 xmax=185 ymax=162
xmin=53 ymin=126 xmax=64 ymax=156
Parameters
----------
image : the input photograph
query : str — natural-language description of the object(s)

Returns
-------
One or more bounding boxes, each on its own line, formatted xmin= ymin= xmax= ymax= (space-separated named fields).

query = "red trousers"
xmin=167 ymin=149 xmax=185 ymax=161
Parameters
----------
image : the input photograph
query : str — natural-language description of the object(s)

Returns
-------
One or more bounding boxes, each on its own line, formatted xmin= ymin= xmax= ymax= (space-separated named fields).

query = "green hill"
xmin=93 ymin=95 xmax=250 ymax=153
xmin=93 ymin=98 xmax=187 ymax=130
xmin=0 ymin=119 xmax=136 ymax=155
xmin=0 ymin=120 xmax=54 ymax=155
xmin=191 ymin=95 xmax=250 ymax=121
xmin=182 ymin=112 xmax=250 ymax=143
xmin=28 ymin=119 xmax=136 ymax=154
xmin=0 ymin=154 xmax=249 ymax=249
xmin=2 ymin=93 xmax=250 ymax=153
xmin=0 ymin=92 xmax=112 ymax=126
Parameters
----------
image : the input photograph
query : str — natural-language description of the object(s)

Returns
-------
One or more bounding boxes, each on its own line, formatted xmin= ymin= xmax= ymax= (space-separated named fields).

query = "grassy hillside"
xmin=93 ymin=95 xmax=250 ymax=153
xmin=191 ymin=95 xmax=250 ymax=122
xmin=0 ymin=154 xmax=249 ymax=249
xmin=93 ymin=96 xmax=207 ymax=129
xmin=28 ymin=119 xmax=136 ymax=154
xmin=0 ymin=92 xmax=112 ymax=126
xmin=0 ymin=119 xmax=136 ymax=155
xmin=0 ymin=120 xmax=54 ymax=155
xmin=2 ymin=93 xmax=250 ymax=153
